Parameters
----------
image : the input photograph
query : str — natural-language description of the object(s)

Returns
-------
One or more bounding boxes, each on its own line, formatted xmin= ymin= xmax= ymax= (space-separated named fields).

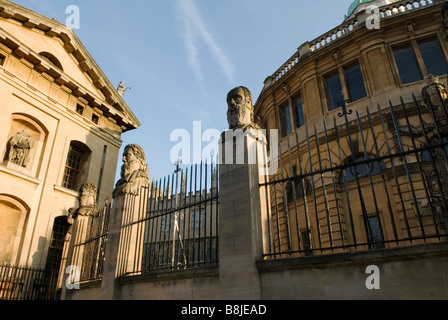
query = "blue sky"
xmin=13 ymin=0 xmax=351 ymax=181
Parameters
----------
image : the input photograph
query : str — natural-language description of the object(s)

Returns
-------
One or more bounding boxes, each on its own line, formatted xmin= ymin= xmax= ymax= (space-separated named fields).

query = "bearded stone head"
xmin=227 ymin=86 xmax=254 ymax=130
xmin=121 ymin=144 xmax=146 ymax=177
xmin=113 ymin=144 xmax=149 ymax=198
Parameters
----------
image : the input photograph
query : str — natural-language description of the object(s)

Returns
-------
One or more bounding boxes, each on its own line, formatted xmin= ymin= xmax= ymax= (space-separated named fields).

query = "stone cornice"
xmin=0 ymin=0 xmax=141 ymax=131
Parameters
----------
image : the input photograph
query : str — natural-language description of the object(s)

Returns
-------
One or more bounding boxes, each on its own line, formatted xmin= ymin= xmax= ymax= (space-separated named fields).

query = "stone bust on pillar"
xmin=77 ymin=182 xmax=99 ymax=216
xmin=112 ymin=144 xmax=150 ymax=198
xmin=67 ymin=182 xmax=99 ymax=223
xmin=227 ymin=86 xmax=260 ymax=131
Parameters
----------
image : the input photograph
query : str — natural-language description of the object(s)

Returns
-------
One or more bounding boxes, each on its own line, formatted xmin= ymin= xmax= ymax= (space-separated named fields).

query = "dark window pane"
xmin=341 ymin=156 xmax=386 ymax=183
xmin=418 ymin=38 xmax=448 ymax=77
xmin=325 ymin=72 xmax=344 ymax=111
xmin=92 ymin=114 xmax=99 ymax=124
xmin=344 ymin=63 xmax=367 ymax=102
xmin=301 ymin=230 xmax=312 ymax=256
xmin=292 ymin=95 xmax=305 ymax=128
xmin=45 ymin=217 xmax=71 ymax=274
xmin=76 ymin=104 xmax=84 ymax=115
xmin=280 ymin=105 xmax=292 ymax=137
xmin=393 ymin=45 xmax=422 ymax=84
xmin=367 ymin=215 xmax=385 ymax=249
xmin=63 ymin=144 xmax=83 ymax=190
xmin=287 ymin=178 xmax=309 ymax=202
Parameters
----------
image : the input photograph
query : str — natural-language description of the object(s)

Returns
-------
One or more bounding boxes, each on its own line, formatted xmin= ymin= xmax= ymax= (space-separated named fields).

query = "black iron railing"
xmin=0 ymin=264 xmax=58 ymax=300
xmin=68 ymin=204 xmax=111 ymax=284
xmin=117 ymin=161 xmax=219 ymax=277
xmin=261 ymin=91 xmax=448 ymax=259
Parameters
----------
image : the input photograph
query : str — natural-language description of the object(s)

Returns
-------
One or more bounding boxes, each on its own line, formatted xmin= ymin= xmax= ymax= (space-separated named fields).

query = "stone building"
xmin=254 ymin=0 xmax=448 ymax=258
xmin=2 ymin=0 xmax=448 ymax=301
xmin=0 ymin=0 xmax=140 ymax=283
xmin=61 ymin=0 xmax=448 ymax=301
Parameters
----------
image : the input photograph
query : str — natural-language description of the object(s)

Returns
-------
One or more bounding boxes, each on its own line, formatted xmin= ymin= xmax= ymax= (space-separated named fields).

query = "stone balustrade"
xmin=265 ymin=0 xmax=439 ymax=89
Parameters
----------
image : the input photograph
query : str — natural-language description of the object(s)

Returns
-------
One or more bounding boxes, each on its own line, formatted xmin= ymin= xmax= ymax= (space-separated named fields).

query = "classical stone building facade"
xmin=256 ymin=0 xmax=448 ymax=125
xmin=0 ymin=0 xmax=140 ymax=283
xmin=254 ymin=0 xmax=448 ymax=258
xmin=2 ymin=0 xmax=448 ymax=301
xmin=60 ymin=0 xmax=448 ymax=301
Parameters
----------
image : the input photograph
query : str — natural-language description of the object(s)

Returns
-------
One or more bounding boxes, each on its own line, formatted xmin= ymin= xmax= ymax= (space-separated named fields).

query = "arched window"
xmin=339 ymin=154 xmax=386 ymax=184
xmin=62 ymin=141 xmax=91 ymax=191
xmin=39 ymin=52 xmax=63 ymax=71
xmin=286 ymin=177 xmax=310 ymax=203
xmin=0 ymin=195 xmax=29 ymax=264
xmin=338 ymin=154 xmax=387 ymax=250
xmin=44 ymin=216 xmax=71 ymax=277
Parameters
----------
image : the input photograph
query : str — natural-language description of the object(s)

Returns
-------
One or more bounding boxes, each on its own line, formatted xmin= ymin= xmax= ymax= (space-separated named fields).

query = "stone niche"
xmin=2 ymin=114 xmax=47 ymax=177
xmin=0 ymin=195 xmax=28 ymax=264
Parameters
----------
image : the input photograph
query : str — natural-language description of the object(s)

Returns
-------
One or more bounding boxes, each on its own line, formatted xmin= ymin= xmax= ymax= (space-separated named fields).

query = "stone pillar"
xmin=100 ymin=194 xmax=126 ymax=300
xmin=100 ymin=143 xmax=150 ymax=299
xmin=100 ymin=191 xmax=148 ymax=299
xmin=60 ymin=214 xmax=90 ymax=300
xmin=218 ymin=128 xmax=270 ymax=299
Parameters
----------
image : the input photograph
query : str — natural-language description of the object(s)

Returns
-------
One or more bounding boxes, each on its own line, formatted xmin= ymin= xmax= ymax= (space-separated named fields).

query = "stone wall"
xmin=68 ymin=243 xmax=448 ymax=300
xmin=258 ymin=242 xmax=448 ymax=300
xmin=64 ymin=128 xmax=448 ymax=300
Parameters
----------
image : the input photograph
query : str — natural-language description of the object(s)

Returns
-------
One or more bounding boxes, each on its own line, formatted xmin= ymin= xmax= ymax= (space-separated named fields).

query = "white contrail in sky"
xmin=177 ymin=0 xmax=234 ymax=85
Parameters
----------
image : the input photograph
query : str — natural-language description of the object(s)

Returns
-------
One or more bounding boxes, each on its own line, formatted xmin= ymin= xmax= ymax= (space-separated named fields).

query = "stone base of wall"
xmin=257 ymin=242 xmax=448 ymax=300
xmin=118 ymin=267 xmax=220 ymax=300
xmin=68 ymin=243 xmax=448 ymax=300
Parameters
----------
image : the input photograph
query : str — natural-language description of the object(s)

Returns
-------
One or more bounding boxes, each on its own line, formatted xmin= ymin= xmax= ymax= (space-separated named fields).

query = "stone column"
xmin=100 ymin=143 xmax=150 ymax=299
xmin=60 ymin=214 xmax=90 ymax=300
xmin=218 ymin=128 xmax=270 ymax=299
xmin=100 ymin=194 xmax=126 ymax=300
xmin=100 ymin=190 xmax=148 ymax=299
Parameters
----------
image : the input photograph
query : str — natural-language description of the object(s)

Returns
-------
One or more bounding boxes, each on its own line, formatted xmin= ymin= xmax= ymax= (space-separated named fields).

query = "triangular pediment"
xmin=0 ymin=19 xmax=109 ymax=100
xmin=0 ymin=0 xmax=140 ymax=131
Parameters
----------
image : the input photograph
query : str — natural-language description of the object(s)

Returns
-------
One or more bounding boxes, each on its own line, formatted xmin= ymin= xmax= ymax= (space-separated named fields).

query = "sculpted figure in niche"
xmin=227 ymin=86 xmax=260 ymax=131
xmin=68 ymin=182 xmax=98 ymax=222
xmin=113 ymin=144 xmax=150 ymax=198
xmin=8 ymin=129 xmax=33 ymax=167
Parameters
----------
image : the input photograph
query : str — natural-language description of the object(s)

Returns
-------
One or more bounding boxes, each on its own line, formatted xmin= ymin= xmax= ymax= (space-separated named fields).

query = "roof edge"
xmin=0 ymin=0 xmax=141 ymax=129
